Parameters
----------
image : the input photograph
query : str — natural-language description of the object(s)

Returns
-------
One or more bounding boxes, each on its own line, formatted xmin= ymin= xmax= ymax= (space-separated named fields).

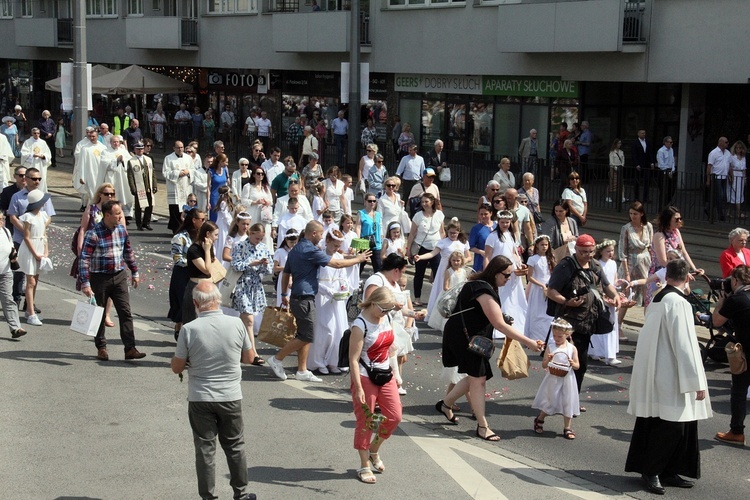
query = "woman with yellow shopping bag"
xmin=437 ymin=255 xmax=543 ymax=442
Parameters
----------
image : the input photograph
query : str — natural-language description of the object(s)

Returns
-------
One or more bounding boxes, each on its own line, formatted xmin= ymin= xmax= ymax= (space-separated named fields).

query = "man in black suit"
xmin=631 ymin=129 xmax=655 ymax=203
xmin=427 ymin=139 xmax=448 ymax=188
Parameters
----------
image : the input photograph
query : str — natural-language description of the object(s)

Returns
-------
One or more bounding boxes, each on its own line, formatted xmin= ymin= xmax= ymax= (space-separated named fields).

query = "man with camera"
xmin=547 ymin=234 xmax=621 ymax=400
xmin=712 ymin=264 xmax=750 ymax=446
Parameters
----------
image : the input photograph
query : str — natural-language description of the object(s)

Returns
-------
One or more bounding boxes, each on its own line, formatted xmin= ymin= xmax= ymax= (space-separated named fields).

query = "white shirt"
xmin=256 ymin=118 xmax=272 ymax=137
xmin=244 ymin=116 xmax=257 ymax=133
xmin=220 ymin=110 xmax=235 ymax=128
xmin=396 ymin=154 xmax=426 ymax=181
xmin=708 ymin=146 xmax=731 ymax=177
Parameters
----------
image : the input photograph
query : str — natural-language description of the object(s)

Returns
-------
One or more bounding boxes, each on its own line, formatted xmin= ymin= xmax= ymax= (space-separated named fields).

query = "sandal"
xmin=533 ymin=417 xmax=545 ymax=435
xmin=451 ymin=403 xmax=461 ymax=412
xmin=357 ymin=467 xmax=376 ymax=484
xmin=476 ymin=425 xmax=501 ymax=442
xmin=251 ymin=356 xmax=265 ymax=366
xmin=435 ymin=400 xmax=459 ymax=425
xmin=563 ymin=428 xmax=576 ymax=440
xmin=579 ymin=406 xmax=587 ymax=413
xmin=368 ymin=453 xmax=384 ymax=473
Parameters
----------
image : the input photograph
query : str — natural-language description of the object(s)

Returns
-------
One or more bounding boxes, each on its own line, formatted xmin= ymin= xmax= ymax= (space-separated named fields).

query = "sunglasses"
xmin=501 ymin=272 xmax=513 ymax=279
xmin=385 ymin=184 xmax=396 ymax=188
xmin=490 ymin=188 xmax=499 ymax=191
xmin=376 ymin=160 xmax=383 ymax=163
xmin=493 ymin=200 xmax=503 ymax=204
xmin=366 ymin=199 xmax=377 ymax=203
xmin=240 ymin=163 xmax=249 ymax=166
xmin=26 ymin=177 xmax=42 ymax=182
xmin=254 ymin=172 xmax=264 ymax=176
xmin=376 ymin=303 xmax=395 ymax=314
xmin=674 ymin=217 xmax=683 ymax=221
xmin=102 ymin=191 xmax=116 ymax=196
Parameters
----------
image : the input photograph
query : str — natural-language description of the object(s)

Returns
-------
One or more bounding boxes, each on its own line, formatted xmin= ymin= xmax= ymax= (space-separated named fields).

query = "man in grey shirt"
xmin=172 ymin=281 xmax=256 ymax=500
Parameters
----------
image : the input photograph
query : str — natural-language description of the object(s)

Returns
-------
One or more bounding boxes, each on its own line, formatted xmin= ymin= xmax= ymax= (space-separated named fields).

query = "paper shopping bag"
xmin=70 ymin=298 xmax=104 ymax=337
xmin=257 ymin=307 xmax=297 ymax=348
xmin=217 ymin=268 xmax=243 ymax=308
xmin=497 ymin=339 xmax=530 ymax=380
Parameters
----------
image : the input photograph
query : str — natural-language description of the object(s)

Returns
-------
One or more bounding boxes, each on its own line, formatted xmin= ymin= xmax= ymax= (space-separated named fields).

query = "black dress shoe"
xmin=642 ymin=474 xmax=665 ymax=495
xmin=143 ymin=225 xmax=153 ymax=231
xmin=20 ymin=301 xmax=41 ymax=314
xmin=661 ymin=474 xmax=694 ymax=488
xmin=137 ymin=226 xmax=144 ymax=231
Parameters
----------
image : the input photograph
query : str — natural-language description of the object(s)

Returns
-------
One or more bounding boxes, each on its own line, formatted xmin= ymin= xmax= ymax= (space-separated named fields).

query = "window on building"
xmin=152 ymin=0 xmax=160 ymax=9
xmin=128 ymin=0 xmax=144 ymax=14
xmin=1 ymin=0 xmax=13 ymax=18
xmin=388 ymin=0 xmax=463 ymax=7
xmin=207 ymin=0 xmax=257 ymax=13
xmin=86 ymin=0 xmax=118 ymax=16
xmin=21 ymin=0 xmax=32 ymax=17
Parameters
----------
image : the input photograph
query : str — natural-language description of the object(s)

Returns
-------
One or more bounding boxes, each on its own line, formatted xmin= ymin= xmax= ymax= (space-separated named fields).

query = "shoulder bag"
xmin=457 ymin=283 xmax=495 ymax=359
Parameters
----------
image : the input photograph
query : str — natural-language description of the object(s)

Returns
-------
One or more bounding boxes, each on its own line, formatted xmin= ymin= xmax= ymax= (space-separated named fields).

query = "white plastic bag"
xmin=439 ymin=167 xmax=451 ymax=182
xmin=70 ymin=297 xmax=104 ymax=337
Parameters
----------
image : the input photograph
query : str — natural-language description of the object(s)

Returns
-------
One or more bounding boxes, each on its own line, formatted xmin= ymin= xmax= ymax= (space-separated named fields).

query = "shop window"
xmin=520 ymin=105 xmax=549 ymax=160
xmin=494 ymin=104 xmax=520 ymax=157
xmin=422 ymin=99 xmax=445 ymax=150
xmin=388 ymin=0 xmax=464 ymax=7
xmin=86 ymin=0 xmax=118 ymax=16
xmin=470 ymin=101 xmax=493 ymax=153
xmin=1 ymin=0 xmax=13 ymax=18
xmin=128 ymin=0 xmax=144 ymax=15
xmin=207 ymin=0 xmax=257 ymax=14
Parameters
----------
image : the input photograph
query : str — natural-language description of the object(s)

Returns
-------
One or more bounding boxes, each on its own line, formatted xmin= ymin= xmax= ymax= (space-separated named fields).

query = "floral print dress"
xmin=231 ymin=239 xmax=272 ymax=314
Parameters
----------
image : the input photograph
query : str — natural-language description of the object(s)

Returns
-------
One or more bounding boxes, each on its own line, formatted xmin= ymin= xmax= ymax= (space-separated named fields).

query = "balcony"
xmin=15 ymin=18 xmax=71 ymax=47
xmin=497 ymin=0 xmax=649 ymax=53
xmin=125 ymin=17 xmax=199 ymax=50
xmin=270 ymin=8 xmax=370 ymax=52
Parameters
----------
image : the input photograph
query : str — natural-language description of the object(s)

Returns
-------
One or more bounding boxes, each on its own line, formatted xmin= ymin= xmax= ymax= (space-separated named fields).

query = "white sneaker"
xmin=339 ymin=367 xmax=350 ymax=373
xmin=398 ymin=387 xmax=407 ymax=395
xmin=605 ymin=197 xmax=613 ymax=203
xmin=266 ymin=356 xmax=287 ymax=380
xmin=26 ymin=314 xmax=43 ymax=326
xmin=295 ymin=370 xmax=323 ymax=382
xmin=606 ymin=358 xmax=622 ymax=366
xmin=151 ymin=216 xmax=160 ymax=222
xmin=318 ymin=366 xmax=329 ymax=375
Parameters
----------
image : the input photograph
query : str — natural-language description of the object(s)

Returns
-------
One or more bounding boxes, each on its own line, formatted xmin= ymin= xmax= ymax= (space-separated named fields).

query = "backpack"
xmin=408 ymin=182 xmax=425 ymax=217
xmin=338 ymin=316 xmax=367 ymax=369
xmin=437 ymin=281 xmax=470 ymax=319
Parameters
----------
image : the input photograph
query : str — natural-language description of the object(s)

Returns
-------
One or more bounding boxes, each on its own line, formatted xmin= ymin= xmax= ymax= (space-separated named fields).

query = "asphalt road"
xmin=1 ymin=160 xmax=748 ymax=499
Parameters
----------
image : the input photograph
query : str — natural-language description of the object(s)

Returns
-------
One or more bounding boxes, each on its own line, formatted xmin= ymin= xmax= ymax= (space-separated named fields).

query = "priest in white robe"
xmin=100 ymin=135 xmax=134 ymax=218
xmin=162 ymin=140 xmax=194 ymax=233
xmin=0 ymin=132 xmax=13 ymax=186
xmin=626 ymin=258 xmax=712 ymax=494
xmin=20 ymin=128 xmax=52 ymax=193
xmin=73 ymin=127 xmax=108 ymax=207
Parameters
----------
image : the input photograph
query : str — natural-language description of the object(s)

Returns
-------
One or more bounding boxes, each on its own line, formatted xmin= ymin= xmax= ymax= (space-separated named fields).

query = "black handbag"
xmin=532 ymin=211 xmax=544 ymax=225
xmin=459 ymin=285 xmax=495 ymax=359
xmin=361 ymin=361 xmax=393 ymax=386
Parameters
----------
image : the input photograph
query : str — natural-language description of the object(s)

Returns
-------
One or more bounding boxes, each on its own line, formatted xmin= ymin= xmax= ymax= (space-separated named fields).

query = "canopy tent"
xmin=44 ymin=64 xmax=116 ymax=92
xmin=89 ymin=65 xmax=193 ymax=94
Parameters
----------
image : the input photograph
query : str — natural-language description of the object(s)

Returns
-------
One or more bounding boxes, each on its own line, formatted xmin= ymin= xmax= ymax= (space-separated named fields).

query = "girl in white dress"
xmin=428 ymin=250 xmax=469 ymax=332
xmin=381 ymin=221 xmax=406 ymax=259
xmin=212 ymin=186 xmax=234 ymax=259
xmin=484 ymin=210 xmax=528 ymax=337
xmin=524 ymin=235 xmax=555 ymax=342
xmin=323 ymin=166 xmax=346 ymax=223
xmin=309 ymin=230 xmax=350 ymax=374
xmin=415 ymin=218 xmax=471 ymax=321
xmin=311 ymin=181 xmax=327 ymax=222
xmin=242 ymin=166 xmax=274 ymax=250
xmin=728 ymin=141 xmax=747 ymax=218
xmin=273 ymin=229 xmax=299 ymax=307
xmin=339 ymin=214 xmax=360 ymax=293
xmin=18 ymin=193 xmax=51 ymax=326
xmin=590 ymin=240 xmax=621 ymax=365
xmin=221 ymin=212 xmax=248 ymax=323
xmin=532 ymin=318 xmax=580 ymax=440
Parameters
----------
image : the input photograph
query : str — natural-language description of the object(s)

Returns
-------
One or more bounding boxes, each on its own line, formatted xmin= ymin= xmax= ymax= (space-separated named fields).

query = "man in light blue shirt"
xmin=396 ymin=144 xmax=426 ymax=199
xmin=656 ymin=136 xmax=676 ymax=208
xmin=267 ymin=221 xmax=370 ymax=382
xmin=332 ymin=110 xmax=349 ymax=168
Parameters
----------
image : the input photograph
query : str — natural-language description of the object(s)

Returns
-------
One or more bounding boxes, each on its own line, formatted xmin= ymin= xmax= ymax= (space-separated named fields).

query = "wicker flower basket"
xmin=548 ymin=351 xmax=571 ymax=378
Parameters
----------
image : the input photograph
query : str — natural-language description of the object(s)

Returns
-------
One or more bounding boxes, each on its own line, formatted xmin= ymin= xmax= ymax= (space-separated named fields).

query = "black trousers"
xmin=168 ymin=204 xmax=182 ymax=234
xmin=633 ymin=167 xmax=653 ymax=202
xmin=134 ymin=192 xmax=153 ymax=229
xmin=90 ymin=270 xmax=136 ymax=352
xmin=571 ymin=331 xmax=592 ymax=393
xmin=729 ymin=368 xmax=750 ymax=434
xmin=45 ymin=136 xmax=56 ymax=167
xmin=413 ymin=245 xmax=441 ymax=299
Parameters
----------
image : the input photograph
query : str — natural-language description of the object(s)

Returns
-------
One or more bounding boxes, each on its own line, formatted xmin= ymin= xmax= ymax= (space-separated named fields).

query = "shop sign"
xmin=369 ymin=73 xmax=389 ymax=99
xmin=482 ymin=76 xmax=578 ymax=98
xmin=202 ymin=70 xmax=262 ymax=92
xmin=394 ymin=74 xmax=482 ymax=95
xmin=283 ymin=71 xmax=340 ymax=95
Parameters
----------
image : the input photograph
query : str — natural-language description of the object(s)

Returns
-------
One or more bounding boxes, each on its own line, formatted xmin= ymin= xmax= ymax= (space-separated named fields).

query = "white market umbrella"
xmin=44 ymin=64 xmax=116 ymax=92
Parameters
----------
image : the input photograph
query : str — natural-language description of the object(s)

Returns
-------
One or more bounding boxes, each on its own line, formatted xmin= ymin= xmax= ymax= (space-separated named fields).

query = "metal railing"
xmin=181 ymin=18 xmax=198 ymax=46
xmin=623 ymin=1 xmax=647 ymax=43
xmin=57 ymin=18 xmax=74 ymax=45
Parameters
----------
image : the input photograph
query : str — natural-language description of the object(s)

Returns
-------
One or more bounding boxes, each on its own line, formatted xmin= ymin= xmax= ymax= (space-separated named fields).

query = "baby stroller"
xmin=687 ymin=273 xmax=734 ymax=364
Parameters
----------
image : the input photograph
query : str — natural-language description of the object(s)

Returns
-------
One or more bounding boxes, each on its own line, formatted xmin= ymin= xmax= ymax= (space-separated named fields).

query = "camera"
xmin=207 ymin=73 xmax=223 ymax=85
xmin=709 ymin=277 xmax=732 ymax=294
xmin=571 ymin=285 xmax=590 ymax=297
xmin=503 ymin=313 xmax=514 ymax=326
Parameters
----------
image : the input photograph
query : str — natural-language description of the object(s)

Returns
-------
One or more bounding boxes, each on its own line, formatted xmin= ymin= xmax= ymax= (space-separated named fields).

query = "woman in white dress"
xmin=212 ymin=186 xmax=234 ymax=259
xmin=18 ymin=191 xmax=51 ymax=326
xmin=377 ymin=176 xmax=408 ymax=237
xmin=728 ymin=140 xmax=747 ymax=218
xmin=323 ymin=166 xmax=347 ymax=224
xmin=187 ymin=143 xmax=207 ymax=212
xmin=484 ymin=210 xmax=528 ymax=336
xmin=273 ymin=229 xmax=299 ymax=306
xmin=150 ymin=105 xmax=166 ymax=147
xmin=524 ymin=235 xmax=555 ymax=342
xmin=242 ymin=165 xmax=274 ymax=250
xmin=590 ymin=240 xmax=621 ymax=365
xmin=358 ymin=144 xmax=377 ymax=194
xmin=309 ymin=230 xmax=350 ymax=374
xmin=231 ymin=157 xmax=253 ymax=204
xmin=339 ymin=214 xmax=360 ymax=293
xmin=414 ymin=218 xmax=471 ymax=321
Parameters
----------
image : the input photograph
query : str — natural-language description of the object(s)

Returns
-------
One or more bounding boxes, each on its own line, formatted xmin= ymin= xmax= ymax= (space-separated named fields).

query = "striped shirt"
xmin=79 ymin=221 xmax=138 ymax=288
